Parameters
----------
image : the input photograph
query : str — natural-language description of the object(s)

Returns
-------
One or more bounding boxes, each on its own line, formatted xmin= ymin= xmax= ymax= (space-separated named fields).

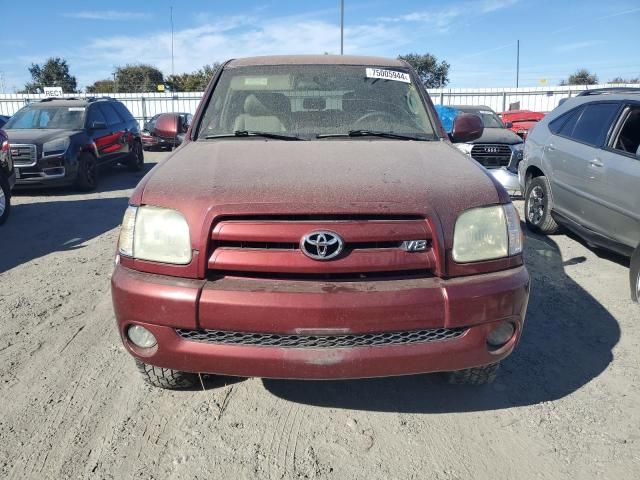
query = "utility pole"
xmin=340 ymin=0 xmax=344 ymax=55
xmin=170 ymin=6 xmax=175 ymax=78
xmin=516 ymin=39 xmax=520 ymax=88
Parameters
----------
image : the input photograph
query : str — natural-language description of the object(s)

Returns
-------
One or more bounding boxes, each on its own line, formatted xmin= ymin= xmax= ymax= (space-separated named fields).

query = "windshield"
xmin=459 ymin=109 xmax=504 ymax=128
xmin=5 ymin=105 xmax=85 ymax=130
xmin=197 ymin=64 xmax=436 ymax=139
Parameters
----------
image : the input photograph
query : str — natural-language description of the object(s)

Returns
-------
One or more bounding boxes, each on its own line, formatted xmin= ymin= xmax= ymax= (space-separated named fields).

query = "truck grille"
xmin=207 ymin=216 xmax=435 ymax=279
xmin=176 ymin=327 xmax=465 ymax=348
xmin=10 ymin=144 xmax=37 ymax=167
xmin=470 ymin=144 xmax=512 ymax=168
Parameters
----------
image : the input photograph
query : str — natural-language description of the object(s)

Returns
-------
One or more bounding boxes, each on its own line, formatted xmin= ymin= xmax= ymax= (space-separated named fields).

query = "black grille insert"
xmin=176 ymin=327 xmax=465 ymax=348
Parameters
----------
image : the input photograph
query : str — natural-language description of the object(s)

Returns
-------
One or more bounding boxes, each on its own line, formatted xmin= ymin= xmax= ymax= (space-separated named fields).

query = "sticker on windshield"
xmin=244 ymin=77 xmax=268 ymax=86
xmin=366 ymin=68 xmax=411 ymax=83
xmin=68 ymin=107 xmax=85 ymax=111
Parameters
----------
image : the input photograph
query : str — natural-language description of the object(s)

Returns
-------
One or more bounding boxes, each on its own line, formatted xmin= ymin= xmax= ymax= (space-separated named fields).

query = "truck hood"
xmin=467 ymin=127 xmax=523 ymax=145
xmin=3 ymin=128 xmax=75 ymax=145
xmin=139 ymin=139 xmax=503 ymax=249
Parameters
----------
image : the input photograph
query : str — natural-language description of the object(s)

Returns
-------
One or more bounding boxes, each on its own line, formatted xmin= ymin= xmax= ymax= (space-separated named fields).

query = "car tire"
xmin=74 ymin=152 xmax=98 ymax=192
xmin=631 ymin=245 xmax=640 ymax=303
xmin=524 ymin=176 xmax=559 ymax=234
xmin=0 ymin=176 xmax=11 ymax=226
xmin=448 ymin=362 xmax=500 ymax=385
xmin=127 ymin=140 xmax=144 ymax=171
xmin=135 ymin=359 xmax=198 ymax=389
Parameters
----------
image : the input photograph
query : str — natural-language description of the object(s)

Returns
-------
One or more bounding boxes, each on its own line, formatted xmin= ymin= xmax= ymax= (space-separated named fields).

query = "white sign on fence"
xmin=43 ymin=87 xmax=63 ymax=97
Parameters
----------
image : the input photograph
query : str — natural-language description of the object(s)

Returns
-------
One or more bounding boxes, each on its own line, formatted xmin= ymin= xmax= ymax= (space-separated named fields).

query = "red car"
xmin=500 ymin=110 xmax=545 ymax=139
xmin=111 ymin=55 xmax=529 ymax=389
xmin=141 ymin=112 xmax=192 ymax=150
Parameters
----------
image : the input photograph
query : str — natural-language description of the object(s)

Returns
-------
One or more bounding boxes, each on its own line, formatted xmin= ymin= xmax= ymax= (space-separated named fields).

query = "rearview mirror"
xmin=90 ymin=120 xmax=107 ymax=130
xmin=451 ymin=113 xmax=484 ymax=143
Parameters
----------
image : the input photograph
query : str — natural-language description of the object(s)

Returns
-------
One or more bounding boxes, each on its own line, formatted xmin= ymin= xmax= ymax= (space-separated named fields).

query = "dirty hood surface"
xmin=139 ymin=139 xmax=502 ymax=248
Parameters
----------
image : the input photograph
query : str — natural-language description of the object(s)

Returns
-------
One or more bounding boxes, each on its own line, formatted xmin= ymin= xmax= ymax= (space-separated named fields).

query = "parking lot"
xmin=0 ymin=150 xmax=637 ymax=479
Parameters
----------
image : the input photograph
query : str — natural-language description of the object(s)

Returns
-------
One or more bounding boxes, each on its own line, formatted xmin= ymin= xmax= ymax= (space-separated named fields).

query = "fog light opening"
xmin=487 ymin=321 xmax=515 ymax=350
xmin=127 ymin=325 xmax=157 ymax=349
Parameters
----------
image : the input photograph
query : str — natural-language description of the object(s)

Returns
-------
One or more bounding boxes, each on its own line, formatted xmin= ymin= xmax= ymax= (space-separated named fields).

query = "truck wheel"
xmin=448 ymin=362 xmax=500 ymax=385
xmin=0 ymin=176 xmax=10 ymax=225
xmin=135 ymin=359 xmax=198 ymax=389
xmin=524 ymin=176 xmax=559 ymax=234
xmin=75 ymin=152 xmax=98 ymax=191
xmin=127 ymin=140 xmax=144 ymax=171
xmin=631 ymin=245 xmax=640 ymax=303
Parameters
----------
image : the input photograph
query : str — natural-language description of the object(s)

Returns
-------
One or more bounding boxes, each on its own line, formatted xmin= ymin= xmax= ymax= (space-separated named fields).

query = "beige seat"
xmin=233 ymin=94 xmax=287 ymax=132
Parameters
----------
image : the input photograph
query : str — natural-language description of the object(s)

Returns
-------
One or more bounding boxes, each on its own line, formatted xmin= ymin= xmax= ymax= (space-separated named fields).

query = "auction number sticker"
xmin=366 ymin=68 xmax=411 ymax=83
xmin=68 ymin=107 xmax=85 ymax=111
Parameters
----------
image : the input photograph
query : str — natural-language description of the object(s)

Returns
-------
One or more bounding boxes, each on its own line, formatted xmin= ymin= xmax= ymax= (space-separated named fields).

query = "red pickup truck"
xmin=500 ymin=110 xmax=545 ymax=140
xmin=111 ymin=55 xmax=530 ymax=389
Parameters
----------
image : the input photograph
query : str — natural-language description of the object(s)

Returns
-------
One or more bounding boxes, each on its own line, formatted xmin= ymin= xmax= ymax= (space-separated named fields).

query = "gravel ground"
xmin=1 ymin=150 xmax=638 ymax=480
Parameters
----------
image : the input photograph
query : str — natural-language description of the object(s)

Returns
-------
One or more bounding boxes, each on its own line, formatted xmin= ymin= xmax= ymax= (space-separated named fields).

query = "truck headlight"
xmin=454 ymin=143 xmax=473 ymax=155
xmin=452 ymin=203 xmax=523 ymax=263
xmin=42 ymin=137 xmax=70 ymax=157
xmin=118 ymin=205 xmax=192 ymax=264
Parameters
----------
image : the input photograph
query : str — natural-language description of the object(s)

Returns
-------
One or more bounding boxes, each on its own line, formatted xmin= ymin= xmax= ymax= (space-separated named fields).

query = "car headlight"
xmin=118 ymin=205 xmax=192 ymax=264
xmin=42 ymin=137 xmax=70 ymax=157
xmin=454 ymin=143 xmax=473 ymax=155
xmin=452 ymin=203 xmax=523 ymax=263
xmin=511 ymin=142 xmax=524 ymax=160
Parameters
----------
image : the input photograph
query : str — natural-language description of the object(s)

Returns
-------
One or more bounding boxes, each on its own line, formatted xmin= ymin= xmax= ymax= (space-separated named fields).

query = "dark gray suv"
xmin=519 ymin=88 xmax=640 ymax=301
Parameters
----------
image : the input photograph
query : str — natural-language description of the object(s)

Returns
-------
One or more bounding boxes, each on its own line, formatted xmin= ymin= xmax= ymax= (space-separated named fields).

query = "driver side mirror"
xmin=90 ymin=120 xmax=107 ymax=130
xmin=636 ymin=144 xmax=640 ymax=158
xmin=504 ymin=121 xmax=513 ymax=129
xmin=451 ymin=113 xmax=484 ymax=143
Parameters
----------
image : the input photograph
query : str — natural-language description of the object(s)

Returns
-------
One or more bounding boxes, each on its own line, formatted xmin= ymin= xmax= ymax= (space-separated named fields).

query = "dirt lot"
xmin=1 ymin=150 xmax=638 ymax=480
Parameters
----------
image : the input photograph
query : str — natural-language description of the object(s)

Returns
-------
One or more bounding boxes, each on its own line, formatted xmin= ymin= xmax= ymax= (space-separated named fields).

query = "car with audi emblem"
xmin=450 ymin=105 xmax=525 ymax=196
xmin=111 ymin=55 xmax=530 ymax=389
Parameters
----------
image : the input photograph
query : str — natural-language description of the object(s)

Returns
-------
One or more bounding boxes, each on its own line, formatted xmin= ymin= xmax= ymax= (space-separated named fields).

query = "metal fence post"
xmin=141 ymin=96 xmax=147 ymax=125
xmin=439 ymin=90 xmax=444 ymax=105
xmin=502 ymin=91 xmax=507 ymax=112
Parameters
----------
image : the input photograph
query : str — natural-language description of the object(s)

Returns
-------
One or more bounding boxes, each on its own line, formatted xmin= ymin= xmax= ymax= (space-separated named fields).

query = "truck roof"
xmin=227 ymin=54 xmax=407 ymax=68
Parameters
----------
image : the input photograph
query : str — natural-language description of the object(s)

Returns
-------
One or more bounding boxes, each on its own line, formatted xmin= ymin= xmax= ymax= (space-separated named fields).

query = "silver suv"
xmin=519 ymin=88 xmax=640 ymax=301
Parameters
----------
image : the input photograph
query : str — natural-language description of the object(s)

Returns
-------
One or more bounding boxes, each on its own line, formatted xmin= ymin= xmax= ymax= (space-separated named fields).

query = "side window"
xmin=98 ymin=103 xmax=123 ymax=126
xmin=113 ymin=102 xmax=134 ymax=122
xmin=549 ymin=106 xmax=583 ymax=135
xmin=613 ymin=107 xmax=640 ymax=155
xmin=86 ymin=106 xmax=107 ymax=127
xmin=569 ymin=103 xmax=620 ymax=147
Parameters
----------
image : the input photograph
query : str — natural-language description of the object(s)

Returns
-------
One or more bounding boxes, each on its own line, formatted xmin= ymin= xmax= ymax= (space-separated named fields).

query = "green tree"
xmin=608 ymin=76 xmax=639 ymax=84
xmin=23 ymin=57 xmax=78 ymax=93
xmin=166 ymin=63 xmax=221 ymax=91
xmin=398 ymin=53 xmax=450 ymax=88
xmin=86 ymin=79 xmax=116 ymax=94
xmin=561 ymin=69 xmax=598 ymax=86
xmin=114 ymin=64 xmax=164 ymax=92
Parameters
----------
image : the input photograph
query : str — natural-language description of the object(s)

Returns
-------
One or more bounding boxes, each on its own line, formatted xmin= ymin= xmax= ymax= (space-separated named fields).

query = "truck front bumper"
xmin=111 ymin=265 xmax=530 ymax=380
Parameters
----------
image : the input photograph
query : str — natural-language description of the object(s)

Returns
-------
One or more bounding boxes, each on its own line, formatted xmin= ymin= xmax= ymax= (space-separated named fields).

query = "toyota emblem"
xmin=300 ymin=231 xmax=344 ymax=260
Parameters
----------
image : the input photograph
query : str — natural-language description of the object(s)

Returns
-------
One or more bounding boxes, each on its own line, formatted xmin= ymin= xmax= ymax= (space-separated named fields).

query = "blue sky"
xmin=1 ymin=0 xmax=639 ymax=92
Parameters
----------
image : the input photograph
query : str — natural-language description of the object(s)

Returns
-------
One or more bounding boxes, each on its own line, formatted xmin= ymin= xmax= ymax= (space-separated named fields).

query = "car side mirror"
xmin=90 ymin=120 xmax=107 ymax=130
xmin=504 ymin=121 xmax=513 ymax=129
xmin=451 ymin=113 xmax=484 ymax=143
xmin=636 ymin=145 xmax=640 ymax=158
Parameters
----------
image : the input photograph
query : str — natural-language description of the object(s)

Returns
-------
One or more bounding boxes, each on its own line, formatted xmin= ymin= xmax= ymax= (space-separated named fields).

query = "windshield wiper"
xmin=316 ymin=130 xmax=431 ymax=140
xmin=205 ymin=130 xmax=303 ymax=141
